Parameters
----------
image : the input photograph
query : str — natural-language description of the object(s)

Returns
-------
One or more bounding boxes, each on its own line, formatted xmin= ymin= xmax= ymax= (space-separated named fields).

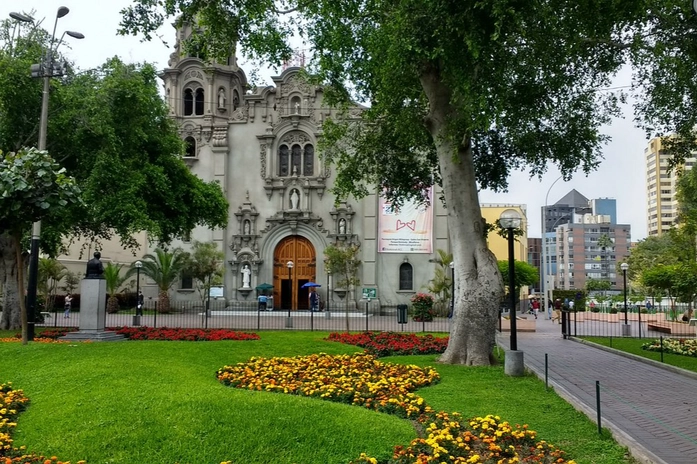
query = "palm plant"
xmin=426 ymin=249 xmax=453 ymax=316
xmin=38 ymin=258 xmax=66 ymax=312
xmin=103 ymin=263 xmax=127 ymax=313
xmin=127 ymin=248 xmax=188 ymax=313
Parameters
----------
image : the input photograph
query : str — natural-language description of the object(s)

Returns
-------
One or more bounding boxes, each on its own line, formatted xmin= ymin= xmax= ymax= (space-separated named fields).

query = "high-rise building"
xmin=645 ymin=136 xmax=696 ymax=236
xmin=540 ymin=191 xmax=630 ymax=294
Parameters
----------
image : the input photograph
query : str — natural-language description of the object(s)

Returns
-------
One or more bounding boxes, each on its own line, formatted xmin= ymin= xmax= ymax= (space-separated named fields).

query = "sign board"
xmin=377 ymin=187 xmax=433 ymax=253
xmin=362 ymin=288 xmax=377 ymax=299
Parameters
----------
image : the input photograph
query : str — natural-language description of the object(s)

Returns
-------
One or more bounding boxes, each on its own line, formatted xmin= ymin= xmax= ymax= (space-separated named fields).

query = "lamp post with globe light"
xmin=10 ymin=7 xmax=84 ymax=340
xmin=621 ymin=262 xmax=631 ymax=336
xmin=500 ymin=208 xmax=524 ymax=376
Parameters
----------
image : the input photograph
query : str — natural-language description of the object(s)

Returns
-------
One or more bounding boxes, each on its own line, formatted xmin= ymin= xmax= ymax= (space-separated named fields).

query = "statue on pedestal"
xmin=85 ymin=251 xmax=105 ymax=279
xmin=241 ymin=264 xmax=251 ymax=288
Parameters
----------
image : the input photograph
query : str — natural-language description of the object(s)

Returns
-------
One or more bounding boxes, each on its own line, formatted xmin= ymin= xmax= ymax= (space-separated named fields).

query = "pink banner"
xmin=378 ymin=188 xmax=433 ymax=253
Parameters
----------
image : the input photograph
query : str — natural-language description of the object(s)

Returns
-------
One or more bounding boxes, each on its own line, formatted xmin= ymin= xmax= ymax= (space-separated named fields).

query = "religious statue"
xmin=339 ymin=218 xmax=346 ymax=235
xmin=290 ymin=189 xmax=299 ymax=210
xmin=218 ymin=88 xmax=226 ymax=109
xmin=295 ymin=101 xmax=300 ymax=114
xmin=243 ymin=220 xmax=251 ymax=235
xmin=85 ymin=251 xmax=105 ymax=279
xmin=241 ymin=264 xmax=251 ymax=288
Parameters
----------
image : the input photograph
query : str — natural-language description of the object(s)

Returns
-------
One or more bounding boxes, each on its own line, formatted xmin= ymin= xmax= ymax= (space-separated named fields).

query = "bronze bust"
xmin=85 ymin=251 xmax=105 ymax=279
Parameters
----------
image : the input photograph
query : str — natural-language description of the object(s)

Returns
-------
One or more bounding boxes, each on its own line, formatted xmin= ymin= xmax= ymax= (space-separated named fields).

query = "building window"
xmin=184 ymin=137 xmax=196 ymax=157
xmin=399 ymin=263 xmax=413 ymax=291
xmin=184 ymin=88 xmax=193 ymax=116
xmin=195 ymin=88 xmax=205 ymax=115
xmin=278 ymin=140 xmax=315 ymax=177
xmin=181 ymin=273 xmax=193 ymax=290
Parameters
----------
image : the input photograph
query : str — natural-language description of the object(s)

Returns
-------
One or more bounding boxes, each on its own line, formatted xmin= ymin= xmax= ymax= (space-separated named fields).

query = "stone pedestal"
xmin=62 ymin=279 xmax=125 ymax=342
xmin=505 ymin=350 xmax=525 ymax=377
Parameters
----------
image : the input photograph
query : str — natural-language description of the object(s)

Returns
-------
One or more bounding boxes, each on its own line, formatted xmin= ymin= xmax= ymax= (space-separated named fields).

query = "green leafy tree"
xmin=641 ymin=265 xmax=679 ymax=321
xmin=103 ymin=263 xmax=127 ymax=314
xmin=127 ymin=248 xmax=188 ymax=313
xmin=324 ymin=244 xmax=361 ymax=332
xmin=182 ymin=241 xmax=225 ymax=307
xmin=121 ymin=0 xmax=697 ymax=365
xmin=61 ymin=270 xmax=80 ymax=296
xmin=0 ymin=25 xmax=229 ymax=331
xmin=497 ymin=260 xmax=539 ymax=311
xmin=38 ymin=258 xmax=67 ymax=313
xmin=0 ymin=148 xmax=80 ymax=340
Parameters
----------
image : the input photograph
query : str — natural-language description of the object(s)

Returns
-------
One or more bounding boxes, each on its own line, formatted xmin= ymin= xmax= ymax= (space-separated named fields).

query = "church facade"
xmin=158 ymin=25 xmax=454 ymax=312
xmin=159 ymin=25 xmax=527 ymax=312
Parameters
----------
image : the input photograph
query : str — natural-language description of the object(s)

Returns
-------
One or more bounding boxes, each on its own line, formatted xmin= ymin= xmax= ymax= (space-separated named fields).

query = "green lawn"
xmin=0 ymin=330 xmax=634 ymax=464
xmin=582 ymin=336 xmax=697 ymax=373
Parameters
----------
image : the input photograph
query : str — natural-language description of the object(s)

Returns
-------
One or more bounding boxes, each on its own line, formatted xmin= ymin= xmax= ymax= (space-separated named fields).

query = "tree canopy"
xmin=120 ymin=0 xmax=697 ymax=365
xmin=0 ymin=21 xmax=229 ymax=330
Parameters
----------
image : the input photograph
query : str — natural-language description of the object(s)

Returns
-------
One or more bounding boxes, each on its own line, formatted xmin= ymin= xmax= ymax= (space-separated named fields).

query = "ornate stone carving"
xmin=230 ymin=105 xmax=249 ymax=123
xmin=259 ymin=143 xmax=267 ymax=179
xmin=212 ymin=126 xmax=227 ymax=147
xmin=183 ymin=69 xmax=204 ymax=81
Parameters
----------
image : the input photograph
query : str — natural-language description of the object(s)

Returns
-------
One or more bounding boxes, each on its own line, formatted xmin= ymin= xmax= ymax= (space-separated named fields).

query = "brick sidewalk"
xmin=499 ymin=319 xmax=697 ymax=464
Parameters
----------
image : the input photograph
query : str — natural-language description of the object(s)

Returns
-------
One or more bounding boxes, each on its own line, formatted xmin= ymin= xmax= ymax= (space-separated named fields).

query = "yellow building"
xmin=481 ymin=204 xmax=528 ymax=263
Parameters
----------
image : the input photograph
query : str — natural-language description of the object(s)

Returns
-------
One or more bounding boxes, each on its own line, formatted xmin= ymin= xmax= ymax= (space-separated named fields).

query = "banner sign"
xmin=378 ymin=188 xmax=433 ymax=253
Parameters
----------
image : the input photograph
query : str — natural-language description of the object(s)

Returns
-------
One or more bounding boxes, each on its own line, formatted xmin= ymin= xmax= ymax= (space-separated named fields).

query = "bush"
xmin=410 ymin=293 xmax=435 ymax=322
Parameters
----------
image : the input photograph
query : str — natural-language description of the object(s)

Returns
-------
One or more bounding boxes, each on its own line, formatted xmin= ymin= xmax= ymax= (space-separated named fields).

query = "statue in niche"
xmin=290 ymin=189 xmax=300 ymax=210
xmin=243 ymin=220 xmax=251 ymax=235
xmin=339 ymin=218 xmax=346 ymax=235
xmin=241 ymin=264 xmax=251 ymax=288
xmin=295 ymin=101 xmax=300 ymax=114
xmin=233 ymin=90 xmax=239 ymax=110
xmin=218 ymin=88 xmax=226 ymax=109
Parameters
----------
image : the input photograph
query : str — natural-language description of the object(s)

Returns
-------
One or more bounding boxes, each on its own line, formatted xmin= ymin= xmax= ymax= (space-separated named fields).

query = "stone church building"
xmin=148 ymin=24 xmax=527 ymax=312
xmin=156 ymin=24 xmax=456 ymax=312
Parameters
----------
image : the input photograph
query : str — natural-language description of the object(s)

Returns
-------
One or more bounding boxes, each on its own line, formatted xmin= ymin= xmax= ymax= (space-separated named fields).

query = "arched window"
xmin=303 ymin=144 xmax=314 ymax=176
xmin=184 ymin=137 xmax=196 ymax=157
xmin=277 ymin=136 xmax=315 ymax=178
xmin=195 ymin=88 xmax=205 ymax=115
xmin=183 ymin=88 xmax=194 ymax=116
xmin=278 ymin=144 xmax=289 ymax=176
xmin=399 ymin=263 xmax=413 ymax=291
xmin=291 ymin=144 xmax=302 ymax=175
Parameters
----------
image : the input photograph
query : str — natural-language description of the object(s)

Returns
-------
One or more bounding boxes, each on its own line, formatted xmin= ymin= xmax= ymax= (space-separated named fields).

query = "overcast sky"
xmin=3 ymin=0 xmax=650 ymax=240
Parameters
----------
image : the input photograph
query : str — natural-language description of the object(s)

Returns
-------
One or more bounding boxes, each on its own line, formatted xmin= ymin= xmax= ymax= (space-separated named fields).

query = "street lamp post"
xmin=133 ymin=261 xmax=142 ymax=326
xmin=500 ymin=208 xmax=524 ymax=376
xmin=286 ymin=261 xmax=294 ymax=328
xmin=621 ymin=262 xmax=631 ymax=336
xmin=449 ymin=261 xmax=455 ymax=318
xmin=11 ymin=7 xmax=84 ymax=340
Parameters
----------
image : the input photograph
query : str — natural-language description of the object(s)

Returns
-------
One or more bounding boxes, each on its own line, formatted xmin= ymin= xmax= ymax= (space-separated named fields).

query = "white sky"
xmin=3 ymin=0 xmax=650 ymax=240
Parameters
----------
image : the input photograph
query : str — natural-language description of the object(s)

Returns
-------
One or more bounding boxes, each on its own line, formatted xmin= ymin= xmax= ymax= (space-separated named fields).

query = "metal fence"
xmin=38 ymin=300 xmax=455 ymax=333
xmin=559 ymin=309 xmax=697 ymax=339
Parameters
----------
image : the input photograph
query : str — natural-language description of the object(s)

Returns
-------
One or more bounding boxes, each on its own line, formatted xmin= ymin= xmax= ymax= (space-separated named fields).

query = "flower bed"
xmin=642 ymin=338 xmax=697 ymax=357
xmin=9 ymin=327 xmax=260 ymax=342
xmin=217 ymin=353 xmax=438 ymax=418
xmin=112 ymin=327 xmax=260 ymax=341
xmin=217 ymin=353 xmax=576 ymax=463
xmin=0 ymin=382 xmax=84 ymax=464
xmin=327 ymin=331 xmax=449 ymax=357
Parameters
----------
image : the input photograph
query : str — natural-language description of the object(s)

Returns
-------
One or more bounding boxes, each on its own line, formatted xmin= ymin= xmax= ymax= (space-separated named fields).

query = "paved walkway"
xmin=498 ymin=318 xmax=697 ymax=464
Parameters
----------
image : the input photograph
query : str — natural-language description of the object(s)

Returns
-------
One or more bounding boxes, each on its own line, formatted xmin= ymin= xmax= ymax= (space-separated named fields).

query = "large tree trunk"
xmin=420 ymin=70 xmax=505 ymax=365
xmin=0 ymin=232 xmax=21 ymax=331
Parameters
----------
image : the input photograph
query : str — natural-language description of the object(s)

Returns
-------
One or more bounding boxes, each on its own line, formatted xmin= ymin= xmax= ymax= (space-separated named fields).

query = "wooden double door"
xmin=274 ymin=235 xmax=316 ymax=310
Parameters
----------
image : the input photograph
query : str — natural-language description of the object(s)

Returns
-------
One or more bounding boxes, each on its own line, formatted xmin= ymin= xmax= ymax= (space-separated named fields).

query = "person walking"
xmin=64 ymin=294 xmax=72 ymax=318
xmin=552 ymin=298 xmax=562 ymax=323
xmin=531 ymin=298 xmax=540 ymax=319
xmin=309 ymin=289 xmax=319 ymax=312
xmin=136 ymin=291 xmax=144 ymax=316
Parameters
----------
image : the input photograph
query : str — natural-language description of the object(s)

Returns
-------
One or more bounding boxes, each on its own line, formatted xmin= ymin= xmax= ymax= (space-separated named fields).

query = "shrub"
xmin=410 ymin=293 xmax=435 ymax=322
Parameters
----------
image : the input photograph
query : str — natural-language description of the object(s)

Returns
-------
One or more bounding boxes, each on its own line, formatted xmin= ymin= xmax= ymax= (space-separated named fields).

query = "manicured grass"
xmin=0 ymin=330 xmax=635 ymax=463
xmin=582 ymin=336 xmax=697 ymax=373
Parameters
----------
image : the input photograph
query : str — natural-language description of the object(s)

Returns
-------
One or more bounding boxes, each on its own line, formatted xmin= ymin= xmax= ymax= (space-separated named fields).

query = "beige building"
xmin=645 ymin=136 xmax=695 ymax=236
